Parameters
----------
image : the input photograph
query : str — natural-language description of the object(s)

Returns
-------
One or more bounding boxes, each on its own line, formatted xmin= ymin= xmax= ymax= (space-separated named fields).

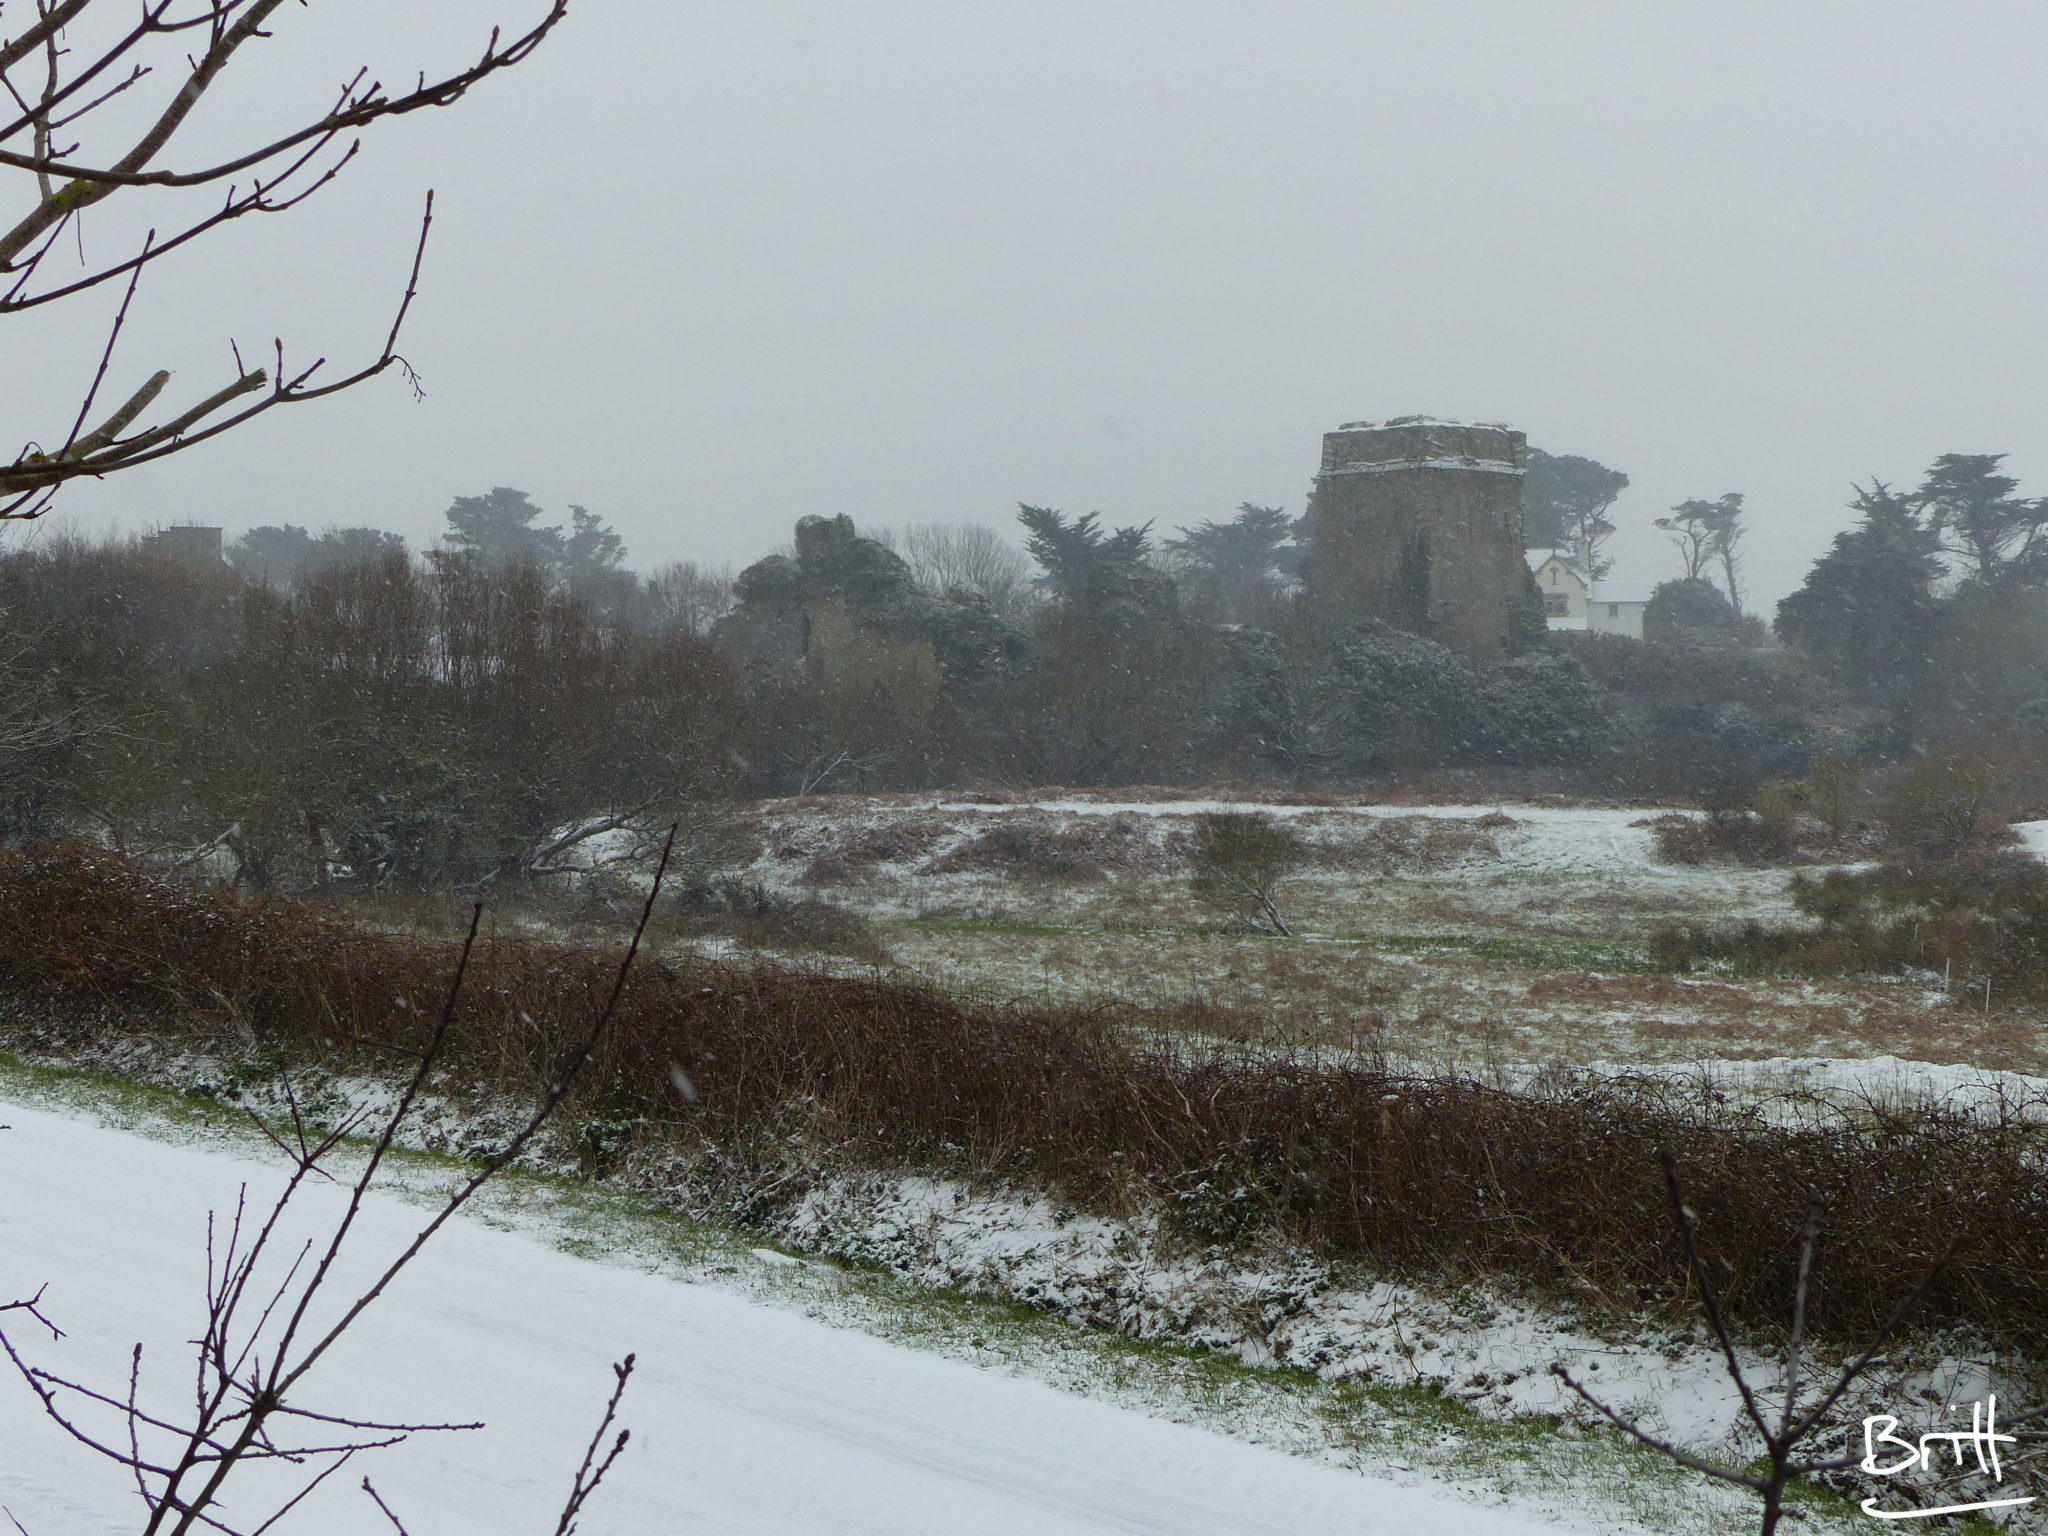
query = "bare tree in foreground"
xmin=0 ymin=827 xmax=675 ymax=1534
xmin=1550 ymin=1148 xmax=1962 ymax=1536
xmin=2 ymin=0 xmax=568 ymax=520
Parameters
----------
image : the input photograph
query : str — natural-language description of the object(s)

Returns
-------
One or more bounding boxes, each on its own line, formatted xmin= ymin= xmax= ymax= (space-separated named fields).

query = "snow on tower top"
xmin=1317 ymin=417 xmax=1527 ymax=479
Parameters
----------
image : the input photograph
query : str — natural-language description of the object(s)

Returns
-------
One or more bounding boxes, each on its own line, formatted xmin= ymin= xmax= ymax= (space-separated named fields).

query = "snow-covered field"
xmin=704 ymin=791 xmax=2048 ymax=1075
xmin=0 ymin=1096 xmax=1565 ymax=1536
xmin=2018 ymin=819 xmax=2048 ymax=862
xmin=9 ymin=795 xmax=2042 ymax=1533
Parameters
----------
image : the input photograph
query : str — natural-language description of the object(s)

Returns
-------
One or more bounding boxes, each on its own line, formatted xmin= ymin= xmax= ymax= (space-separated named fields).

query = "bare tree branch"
xmin=0 ymin=1283 xmax=63 ymax=1341
xmin=0 ymin=824 xmax=670 ymax=1534
xmin=1555 ymin=1151 xmax=1963 ymax=1535
xmin=2 ymin=0 xmax=565 ymax=517
xmin=553 ymin=1354 xmax=634 ymax=1536
xmin=1547 ymin=1362 xmax=1765 ymax=1490
xmin=0 ymin=4 xmax=567 ymax=199
xmin=0 ymin=0 xmax=95 ymax=76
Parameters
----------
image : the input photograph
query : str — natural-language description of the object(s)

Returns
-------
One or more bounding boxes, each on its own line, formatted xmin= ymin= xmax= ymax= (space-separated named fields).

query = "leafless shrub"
xmin=793 ymin=821 xmax=943 ymax=885
xmin=1310 ymin=813 xmax=1499 ymax=873
xmin=642 ymin=560 xmax=736 ymax=637
xmin=1655 ymin=849 xmax=2048 ymax=1003
xmin=797 ymin=851 xmax=862 ymax=887
xmin=1874 ymin=732 xmax=2048 ymax=856
xmin=870 ymin=521 xmax=1034 ymax=621
xmin=722 ymin=898 xmax=889 ymax=963
xmin=1649 ymin=809 xmax=1801 ymax=866
xmin=0 ymin=628 xmax=99 ymax=832
xmin=1807 ymin=755 xmax=1869 ymax=840
xmin=820 ymin=820 xmax=949 ymax=869
xmin=1882 ymin=755 xmax=2007 ymax=856
xmin=668 ymin=875 xmax=888 ymax=962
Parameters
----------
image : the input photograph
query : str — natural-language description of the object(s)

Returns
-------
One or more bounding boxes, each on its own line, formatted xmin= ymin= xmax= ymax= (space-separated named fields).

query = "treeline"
xmin=0 ymin=532 xmax=746 ymax=889
xmin=2 ymin=450 xmax=2045 ymax=891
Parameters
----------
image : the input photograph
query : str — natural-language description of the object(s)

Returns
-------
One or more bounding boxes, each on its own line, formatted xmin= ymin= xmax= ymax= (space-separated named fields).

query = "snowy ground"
xmin=689 ymin=791 xmax=2048 ymax=1075
xmin=2017 ymin=819 xmax=2048 ymax=862
xmin=0 ymin=1095 xmax=1589 ymax=1536
xmin=15 ymin=796 xmax=2041 ymax=1532
xmin=6 ymin=1064 xmax=2033 ymax=1536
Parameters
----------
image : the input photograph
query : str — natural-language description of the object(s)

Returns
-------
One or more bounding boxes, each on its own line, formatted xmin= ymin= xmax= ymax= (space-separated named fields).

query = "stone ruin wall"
xmin=1305 ymin=417 xmax=1528 ymax=660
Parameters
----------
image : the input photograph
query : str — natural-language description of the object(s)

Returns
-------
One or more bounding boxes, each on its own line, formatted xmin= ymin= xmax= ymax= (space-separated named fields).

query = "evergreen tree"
xmin=225 ymin=524 xmax=318 ymax=584
xmin=562 ymin=504 xmax=628 ymax=584
xmin=316 ymin=526 xmax=410 ymax=571
xmin=1775 ymin=485 xmax=1942 ymax=703
xmin=1655 ymin=500 xmax=1719 ymax=583
xmin=226 ymin=525 xmax=407 ymax=586
xmin=1911 ymin=452 xmax=2046 ymax=586
xmin=1016 ymin=506 xmax=1175 ymax=626
xmin=442 ymin=487 xmax=567 ymax=569
xmin=440 ymin=489 xmax=628 ymax=590
xmin=1164 ymin=503 xmax=1301 ymax=624
xmin=1645 ymin=577 xmax=1745 ymax=646
xmin=1705 ymin=492 xmax=1749 ymax=615
xmin=1522 ymin=449 xmax=1629 ymax=577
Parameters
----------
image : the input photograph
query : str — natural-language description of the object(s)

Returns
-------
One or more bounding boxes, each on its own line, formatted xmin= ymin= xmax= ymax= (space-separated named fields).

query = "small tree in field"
xmin=1189 ymin=811 xmax=1306 ymax=936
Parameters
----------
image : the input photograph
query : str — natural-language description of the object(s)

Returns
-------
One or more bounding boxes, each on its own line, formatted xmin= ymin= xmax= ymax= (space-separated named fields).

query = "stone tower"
xmin=1304 ymin=416 xmax=1528 ymax=659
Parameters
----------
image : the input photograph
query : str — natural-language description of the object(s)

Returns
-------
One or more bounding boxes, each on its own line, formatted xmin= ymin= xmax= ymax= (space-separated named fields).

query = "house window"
xmin=1609 ymin=603 xmax=1620 ymax=618
xmin=1544 ymin=594 xmax=1569 ymax=616
xmin=1548 ymin=569 xmax=1558 ymax=585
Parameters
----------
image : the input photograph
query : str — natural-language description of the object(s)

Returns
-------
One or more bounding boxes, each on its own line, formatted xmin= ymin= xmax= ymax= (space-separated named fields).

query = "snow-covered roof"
xmin=1588 ymin=582 xmax=1653 ymax=605
xmin=1320 ymin=418 xmax=1525 ymax=477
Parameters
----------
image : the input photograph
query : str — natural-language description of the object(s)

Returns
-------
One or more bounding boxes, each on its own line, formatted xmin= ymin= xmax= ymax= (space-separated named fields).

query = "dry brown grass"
xmin=5 ymin=840 xmax=2048 ymax=1350
xmin=1302 ymin=813 xmax=1501 ymax=873
xmin=1525 ymin=973 xmax=1754 ymax=1010
xmin=790 ymin=824 xmax=953 ymax=888
xmin=886 ymin=914 xmax=2048 ymax=1073
xmin=917 ymin=814 xmax=1153 ymax=882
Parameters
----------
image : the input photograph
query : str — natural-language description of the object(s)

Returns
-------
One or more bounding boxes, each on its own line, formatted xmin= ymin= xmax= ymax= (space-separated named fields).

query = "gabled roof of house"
xmin=1527 ymin=548 xmax=1588 ymax=579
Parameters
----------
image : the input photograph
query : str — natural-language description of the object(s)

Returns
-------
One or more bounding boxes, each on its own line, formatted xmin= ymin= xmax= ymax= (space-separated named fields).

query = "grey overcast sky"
xmin=12 ymin=1 xmax=2048 ymax=609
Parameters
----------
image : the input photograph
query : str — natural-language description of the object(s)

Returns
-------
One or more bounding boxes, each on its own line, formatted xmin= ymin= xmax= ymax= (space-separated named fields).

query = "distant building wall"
xmin=1305 ymin=417 xmax=1527 ymax=659
xmin=1531 ymin=551 xmax=1587 ymax=620
xmin=1588 ymin=596 xmax=1646 ymax=640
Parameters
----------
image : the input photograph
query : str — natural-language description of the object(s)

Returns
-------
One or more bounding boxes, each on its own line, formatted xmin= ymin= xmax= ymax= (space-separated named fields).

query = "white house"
xmin=1526 ymin=545 xmax=1651 ymax=639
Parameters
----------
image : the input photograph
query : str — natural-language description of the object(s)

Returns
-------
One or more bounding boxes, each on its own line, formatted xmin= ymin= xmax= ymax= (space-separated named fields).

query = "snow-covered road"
xmin=0 ymin=1100 xmax=1559 ymax=1536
